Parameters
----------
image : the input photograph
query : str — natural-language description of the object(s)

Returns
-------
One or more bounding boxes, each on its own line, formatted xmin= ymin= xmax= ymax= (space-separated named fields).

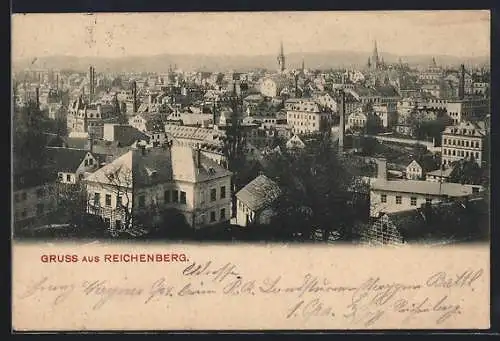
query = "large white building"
xmin=441 ymin=121 xmax=486 ymax=167
xmin=285 ymin=99 xmax=331 ymax=135
xmin=84 ymin=145 xmax=232 ymax=231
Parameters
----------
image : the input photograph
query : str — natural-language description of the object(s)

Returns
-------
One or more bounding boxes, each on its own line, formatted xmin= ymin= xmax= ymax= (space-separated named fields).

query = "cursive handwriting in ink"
xmin=177 ymin=282 xmax=216 ymax=296
xmin=425 ymin=269 xmax=484 ymax=291
xmin=394 ymin=295 xmax=461 ymax=324
xmin=223 ymin=278 xmax=257 ymax=296
xmin=182 ymin=261 xmax=240 ymax=283
xmin=82 ymin=280 xmax=143 ymax=310
xmin=18 ymin=276 xmax=75 ymax=305
xmin=145 ymin=278 xmax=174 ymax=304
xmin=286 ymin=298 xmax=336 ymax=321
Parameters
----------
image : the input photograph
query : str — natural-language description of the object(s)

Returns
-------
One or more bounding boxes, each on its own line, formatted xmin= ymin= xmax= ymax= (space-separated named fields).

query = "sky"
xmin=12 ymin=11 xmax=490 ymax=60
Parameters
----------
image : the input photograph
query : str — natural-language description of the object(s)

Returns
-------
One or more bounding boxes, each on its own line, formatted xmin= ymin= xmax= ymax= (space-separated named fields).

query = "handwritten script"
xmin=17 ymin=261 xmax=484 ymax=328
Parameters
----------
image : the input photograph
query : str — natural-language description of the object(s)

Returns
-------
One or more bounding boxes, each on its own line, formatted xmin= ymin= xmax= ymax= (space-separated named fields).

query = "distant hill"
xmin=13 ymin=51 xmax=489 ymax=73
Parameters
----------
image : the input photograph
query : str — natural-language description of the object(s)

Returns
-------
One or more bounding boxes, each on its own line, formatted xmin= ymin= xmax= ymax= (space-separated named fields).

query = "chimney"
xmin=194 ymin=144 xmax=201 ymax=168
xmin=376 ymin=158 xmax=387 ymax=181
xmin=338 ymin=90 xmax=345 ymax=155
xmin=87 ymin=136 xmax=94 ymax=153
xmin=459 ymin=64 xmax=465 ymax=100
xmin=56 ymin=74 xmax=59 ymax=91
xmin=89 ymin=66 xmax=93 ymax=103
xmin=35 ymin=87 xmax=39 ymax=108
xmin=132 ymin=81 xmax=138 ymax=112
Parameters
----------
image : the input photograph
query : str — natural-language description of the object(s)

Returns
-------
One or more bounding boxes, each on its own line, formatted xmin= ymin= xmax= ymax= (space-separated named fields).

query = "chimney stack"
xmin=132 ymin=81 xmax=138 ymax=113
xmin=338 ymin=90 xmax=345 ymax=155
xmin=376 ymin=158 xmax=387 ymax=181
xmin=89 ymin=66 xmax=93 ymax=103
xmin=35 ymin=87 xmax=39 ymax=109
xmin=459 ymin=64 xmax=465 ymax=100
xmin=194 ymin=144 xmax=201 ymax=168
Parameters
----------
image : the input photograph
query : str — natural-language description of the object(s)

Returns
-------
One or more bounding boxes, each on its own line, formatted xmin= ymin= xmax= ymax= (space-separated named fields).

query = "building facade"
xmin=441 ymin=122 xmax=485 ymax=167
xmin=84 ymin=145 xmax=232 ymax=231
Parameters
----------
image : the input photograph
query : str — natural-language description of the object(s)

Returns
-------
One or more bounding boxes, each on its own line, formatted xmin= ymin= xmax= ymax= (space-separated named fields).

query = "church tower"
xmin=277 ymin=41 xmax=286 ymax=73
xmin=372 ymin=40 xmax=379 ymax=69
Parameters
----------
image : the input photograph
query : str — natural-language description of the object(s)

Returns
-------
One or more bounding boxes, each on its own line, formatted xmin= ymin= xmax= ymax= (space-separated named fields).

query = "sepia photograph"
xmin=11 ymin=10 xmax=491 ymax=331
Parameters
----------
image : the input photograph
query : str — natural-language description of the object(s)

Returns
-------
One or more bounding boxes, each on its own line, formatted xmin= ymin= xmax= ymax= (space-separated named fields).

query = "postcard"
xmin=11 ymin=10 xmax=491 ymax=331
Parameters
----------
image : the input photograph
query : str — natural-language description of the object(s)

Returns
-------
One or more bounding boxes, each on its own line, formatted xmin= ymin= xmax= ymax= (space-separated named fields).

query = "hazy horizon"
xmin=12 ymin=11 xmax=490 ymax=62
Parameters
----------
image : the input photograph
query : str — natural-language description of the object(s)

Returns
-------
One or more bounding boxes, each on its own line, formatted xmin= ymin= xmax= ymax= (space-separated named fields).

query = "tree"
xmin=88 ymin=164 xmax=137 ymax=235
xmin=449 ymin=159 xmax=482 ymax=185
xmin=365 ymin=113 xmax=381 ymax=135
xmin=222 ymin=82 xmax=247 ymax=195
xmin=13 ymin=101 xmax=49 ymax=169
xmin=265 ymin=134 xmax=360 ymax=241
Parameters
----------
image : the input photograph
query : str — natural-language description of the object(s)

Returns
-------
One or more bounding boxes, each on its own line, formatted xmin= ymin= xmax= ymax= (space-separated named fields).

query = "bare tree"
xmin=87 ymin=164 xmax=136 ymax=235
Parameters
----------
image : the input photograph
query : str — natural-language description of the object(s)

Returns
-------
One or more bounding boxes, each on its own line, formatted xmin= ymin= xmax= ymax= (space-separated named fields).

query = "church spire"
xmin=277 ymin=41 xmax=286 ymax=73
xmin=372 ymin=40 xmax=379 ymax=68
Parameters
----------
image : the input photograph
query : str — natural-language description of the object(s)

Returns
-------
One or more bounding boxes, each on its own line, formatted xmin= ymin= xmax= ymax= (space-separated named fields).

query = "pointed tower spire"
xmin=277 ymin=41 xmax=286 ymax=73
xmin=372 ymin=40 xmax=379 ymax=68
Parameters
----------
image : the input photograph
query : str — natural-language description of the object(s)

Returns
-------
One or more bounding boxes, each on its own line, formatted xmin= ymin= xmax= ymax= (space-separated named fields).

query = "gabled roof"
xmin=85 ymin=146 xmax=231 ymax=188
xmin=45 ymin=147 xmax=91 ymax=173
xmin=236 ymin=175 xmax=281 ymax=211
xmin=112 ymin=125 xmax=150 ymax=147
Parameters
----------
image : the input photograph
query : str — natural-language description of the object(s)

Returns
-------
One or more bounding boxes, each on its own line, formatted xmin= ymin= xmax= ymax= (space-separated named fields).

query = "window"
xmin=89 ymin=158 xmax=94 ymax=165
xmin=104 ymin=218 xmax=111 ymax=227
xmin=381 ymin=194 xmax=387 ymax=203
xmin=220 ymin=186 xmax=226 ymax=199
xmin=22 ymin=210 xmax=27 ymax=218
xmin=475 ymin=152 xmax=479 ymax=159
xmin=426 ymin=198 xmax=432 ymax=205
xmin=472 ymin=187 xmax=480 ymax=194
xmin=138 ymin=195 xmax=145 ymax=208
xmin=220 ymin=208 xmax=226 ymax=221
xmin=36 ymin=203 xmax=44 ymax=215
xmin=465 ymin=141 xmax=469 ymax=147
xmin=105 ymin=194 xmax=112 ymax=206
xmin=21 ymin=192 xmax=27 ymax=201
xmin=172 ymin=190 xmax=179 ymax=203
xmin=116 ymin=195 xmax=122 ymax=208
xmin=210 ymin=188 xmax=217 ymax=202
xmin=164 ymin=190 xmax=170 ymax=203
xmin=410 ymin=197 xmax=417 ymax=206
xmin=180 ymin=191 xmax=186 ymax=204
xmin=94 ymin=192 xmax=101 ymax=206
xmin=84 ymin=160 xmax=89 ymax=166
xmin=66 ymin=174 xmax=71 ymax=182
xmin=58 ymin=173 xmax=63 ymax=181
xmin=115 ymin=220 xmax=121 ymax=230
xmin=210 ymin=211 xmax=216 ymax=222
xmin=395 ymin=196 xmax=402 ymax=204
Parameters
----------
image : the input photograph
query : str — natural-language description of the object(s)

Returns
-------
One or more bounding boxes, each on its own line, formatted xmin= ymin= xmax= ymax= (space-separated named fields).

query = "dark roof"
xmin=376 ymin=85 xmax=399 ymax=97
xmin=112 ymin=125 xmax=150 ymax=147
xmin=236 ymin=175 xmax=281 ymax=211
xmin=65 ymin=137 xmax=88 ymax=150
xmin=386 ymin=197 xmax=489 ymax=240
xmin=45 ymin=147 xmax=89 ymax=173
xmin=91 ymin=140 xmax=131 ymax=159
